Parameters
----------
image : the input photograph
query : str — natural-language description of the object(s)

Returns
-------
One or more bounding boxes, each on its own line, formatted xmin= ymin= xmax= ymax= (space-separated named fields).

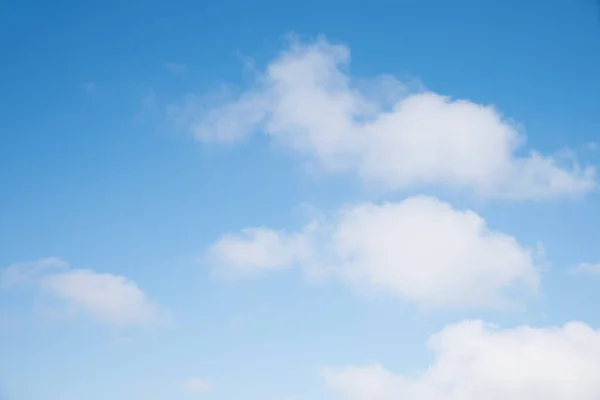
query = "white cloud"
xmin=323 ymin=319 xmax=600 ymax=400
xmin=207 ymin=196 xmax=540 ymax=309
xmin=0 ymin=257 xmax=68 ymax=289
xmin=183 ymin=377 xmax=213 ymax=393
xmin=40 ymin=269 xmax=165 ymax=326
xmin=1 ymin=259 xmax=166 ymax=326
xmin=172 ymin=36 xmax=595 ymax=200
xmin=206 ymin=226 xmax=316 ymax=279
xmin=570 ymin=262 xmax=600 ymax=275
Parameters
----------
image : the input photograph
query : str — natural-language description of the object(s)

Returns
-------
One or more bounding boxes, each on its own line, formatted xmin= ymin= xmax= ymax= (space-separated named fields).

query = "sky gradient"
xmin=2 ymin=1 xmax=600 ymax=399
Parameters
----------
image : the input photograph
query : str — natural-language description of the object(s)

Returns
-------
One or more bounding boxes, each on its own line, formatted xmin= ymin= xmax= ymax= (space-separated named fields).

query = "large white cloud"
xmin=206 ymin=196 xmax=540 ymax=308
xmin=172 ymin=36 xmax=595 ymax=200
xmin=323 ymin=319 xmax=600 ymax=400
xmin=1 ymin=259 xmax=166 ymax=326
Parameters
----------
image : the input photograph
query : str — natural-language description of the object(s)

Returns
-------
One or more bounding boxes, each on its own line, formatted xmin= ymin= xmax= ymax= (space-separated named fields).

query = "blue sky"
xmin=2 ymin=0 xmax=600 ymax=399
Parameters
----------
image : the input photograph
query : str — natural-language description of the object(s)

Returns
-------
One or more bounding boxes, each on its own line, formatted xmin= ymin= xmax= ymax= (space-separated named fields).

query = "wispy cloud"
xmin=1 ymin=257 xmax=68 ymax=289
xmin=570 ymin=262 xmax=600 ymax=275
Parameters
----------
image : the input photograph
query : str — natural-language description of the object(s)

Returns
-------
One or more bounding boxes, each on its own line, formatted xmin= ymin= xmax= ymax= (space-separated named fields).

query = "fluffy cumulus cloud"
xmin=323 ymin=319 xmax=600 ymax=400
xmin=172 ymin=36 xmax=595 ymax=200
xmin=0 ymin=259 xmax=166 ymax=326
xmin=206 ymin=196 xmax=540 ymax=308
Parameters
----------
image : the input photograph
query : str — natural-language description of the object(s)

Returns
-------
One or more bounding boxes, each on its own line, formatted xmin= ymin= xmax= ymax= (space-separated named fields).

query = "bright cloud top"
xmin=207 ymin=196 xmax=540 ymax=309
xmin=1 ymin=258 xmax=166 ymax=326
xmin=323 ymin=319 xmax=600 ymax=400
xmin=174 ymin=36 xmax=595 ymax=200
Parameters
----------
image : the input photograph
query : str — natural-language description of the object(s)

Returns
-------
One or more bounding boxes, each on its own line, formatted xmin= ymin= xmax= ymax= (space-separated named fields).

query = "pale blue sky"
xmin=2 ymin=1 xmax=600 ymax=399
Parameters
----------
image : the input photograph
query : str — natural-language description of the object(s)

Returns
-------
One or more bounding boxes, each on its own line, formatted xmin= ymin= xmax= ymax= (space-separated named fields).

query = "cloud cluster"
xmin=207 ymin=196 xmax=540 ymax=309
xmin=324 ymin=320 xmax=600 ymax=400
xmin=11 ymin=35 xmax=590 ymax=399
xmin=192 ymin=35 xmax=600 ymax=399
xmin=1 ymin=258 xmax=165 ymax=326
xmin=175 ymin=37 xmax=595 ymax=199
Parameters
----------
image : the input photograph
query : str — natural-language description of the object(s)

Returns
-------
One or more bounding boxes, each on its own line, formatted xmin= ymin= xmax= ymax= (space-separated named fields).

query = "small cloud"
xmin=40 ymin=269 xmax=168 ymax=326
xmin=2 ymin=258 xmax=169 ymax=327
xmin=164 ymin=62 xmax=187 ymax=78
xmin=570 ymin=262 xmax=600 ymax=275
xmin=322 ymin=319 xmax=600 ymax=400
xmin=183 ymin=377 xmax=212 ymax=393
